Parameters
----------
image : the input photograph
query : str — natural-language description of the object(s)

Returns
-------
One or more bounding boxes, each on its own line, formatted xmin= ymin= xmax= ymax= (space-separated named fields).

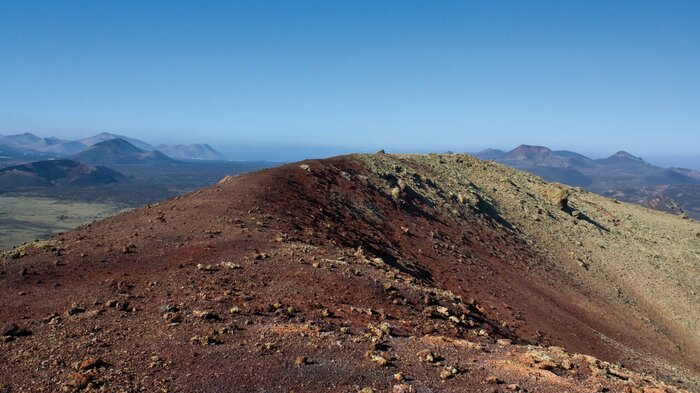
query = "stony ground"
xmin=1 ymin=153 xmax=698 ymax=392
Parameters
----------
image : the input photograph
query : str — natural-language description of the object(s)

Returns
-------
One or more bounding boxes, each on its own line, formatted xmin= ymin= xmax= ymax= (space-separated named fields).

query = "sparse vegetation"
xmin=0 ymin=196 xmax=124 ymax=249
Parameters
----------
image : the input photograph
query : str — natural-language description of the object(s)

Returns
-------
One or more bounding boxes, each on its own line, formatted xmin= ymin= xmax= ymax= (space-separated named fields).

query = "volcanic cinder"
xmin=1 ymin=153 xmax=699 ymax=392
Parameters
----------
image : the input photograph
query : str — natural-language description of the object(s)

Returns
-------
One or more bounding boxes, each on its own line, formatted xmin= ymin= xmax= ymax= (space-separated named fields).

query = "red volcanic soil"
xmin=0 ymin=155 xmax=693 ymax=392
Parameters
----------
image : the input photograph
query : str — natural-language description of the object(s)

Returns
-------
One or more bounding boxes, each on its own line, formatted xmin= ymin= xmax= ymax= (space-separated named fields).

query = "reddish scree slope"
xmin=0 ymin=155 xmax=694 ymax=392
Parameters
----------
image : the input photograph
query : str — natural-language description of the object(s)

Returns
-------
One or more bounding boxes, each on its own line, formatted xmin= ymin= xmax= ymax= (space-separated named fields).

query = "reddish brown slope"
xmin=0 ymin=154 xmax=693 ymax=392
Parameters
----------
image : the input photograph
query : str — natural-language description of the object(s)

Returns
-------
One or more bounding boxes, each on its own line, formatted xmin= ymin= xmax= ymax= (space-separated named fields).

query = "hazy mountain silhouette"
xmin=79 ymin=132 xmax=155 ymax=151
xmin=155 ymin=143 xmax=227 ymax=161
xmin=0 ymin=133 xmax=86 ymax=156
xmin=1 ymin=132 xmax=228 ymax=161
xmin=473 ymin=148 xmax=506 ymax=160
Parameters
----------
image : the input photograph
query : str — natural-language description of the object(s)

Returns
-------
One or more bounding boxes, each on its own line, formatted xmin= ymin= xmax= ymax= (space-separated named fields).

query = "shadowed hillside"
xmin=0 ymin=159 xmax=123 ymax=187
xmin=72 ymin=139 xmax=174 ymax=166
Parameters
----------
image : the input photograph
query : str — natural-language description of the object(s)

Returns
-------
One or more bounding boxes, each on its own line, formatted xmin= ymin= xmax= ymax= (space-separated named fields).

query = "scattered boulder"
xmin=368 ymin=353 xmax=389 ymax=366
xmin=2 ymin=323 xmax=31 ymax=339
xmin=528 ymin=348 xmax=564 ymax=371
xmin=161 ymin=304 xmax=179 ymax=313
xmin=192 ymin=309 xmax=220 ymax=321
xmin=66 ymin=304 xmax=86 ymax=316
xmin=496 ymin=339 xmax=512 ymax=346
xmin=121 ymin=243 xmax=136 ymax=254
xmin=220 ymin=261 xmax=242 ymax=269
xmin=63 ymin=373 xmax=92 ymax=390
xmin=542 ymin=188 xmax=569 ymax=210
xmin=439 ymin=366 xmax=459 ymax=380
xmin=417 ymin=349 xmax=438 ymax=364
xmin=78 ymin=357 xmax=107 ymax=371
xmin=294 ymin=356 xmax=308 ymax=367
xmin=423 ymin=305 xmax=451 ymax=319
xmin=392 ymin=384 xmax=415 ymax=393
xmin=44 ymin=313 xmax=61 ymax=325
xmin=456 ymin=192 xmax=480 ymax=207
xmin=163 ymin=312 xmax=183 ymax=324
xmin=196 ymin=263 xmax=218 ymax=272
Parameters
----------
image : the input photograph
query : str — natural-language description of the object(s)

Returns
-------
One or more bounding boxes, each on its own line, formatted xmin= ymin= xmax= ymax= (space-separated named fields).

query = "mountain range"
xmin=0 ymin=137 xmax=222 ymax=190
xmin=0 ymin=132 xmax=227 ymax=161
xmin=474 ymin=145 xmax=700 ymax=218
xmin=1 ymin=152 xmax=698 ymax=391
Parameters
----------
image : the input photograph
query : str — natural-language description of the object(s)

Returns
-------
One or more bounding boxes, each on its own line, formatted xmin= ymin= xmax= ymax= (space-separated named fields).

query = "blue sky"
xmin=1 ymin=1 xmax=699 ymax=161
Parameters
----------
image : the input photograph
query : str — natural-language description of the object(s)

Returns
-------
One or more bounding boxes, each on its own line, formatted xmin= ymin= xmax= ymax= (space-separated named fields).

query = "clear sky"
xmin=1 ymin=1 xmax=699 ymax=161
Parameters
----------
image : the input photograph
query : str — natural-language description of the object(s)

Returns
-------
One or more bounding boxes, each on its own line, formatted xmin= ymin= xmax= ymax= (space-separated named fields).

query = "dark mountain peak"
xmin=595 ymin=151 xmax=649 ymax=169
xmin=514 ymin=144 xmax=551 ymax=152
xmin=92 ymin=138 xmax=145 ymax=154
xmin=478 ymin=148 xmax=504 ymax=154
xmin=610 ymin=151 xmax=644 ymax=161
xmin=79 ymin=132 xmax=116 ymax=145
xmin=501 ymin=145 xmax=563 ymax=163
xmin=473 ymin=148 xmax=506 ymax=160
xmin=0 ymin=159 xmax=123 ymax=186
xmin=505 ymin=144 xmax=555 ymax=158
xmin=80 ymin=133 xmax=155 ymax=151
xmin=16 ymin=158 xmax=82 ymax=171
xmin=553 ymin=150 xmax=592 ymax=160
xmin=2 ymin=132 xmax=41 ymax=143
xmin=73 ymin=138 xmax=175 ymax=165
xmin=495 ymin=145 xmax=582 ymax=171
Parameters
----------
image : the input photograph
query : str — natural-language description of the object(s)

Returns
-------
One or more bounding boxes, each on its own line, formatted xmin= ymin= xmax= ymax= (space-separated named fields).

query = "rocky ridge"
xmin=1 ymin=153 xmax=698 ymax=392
